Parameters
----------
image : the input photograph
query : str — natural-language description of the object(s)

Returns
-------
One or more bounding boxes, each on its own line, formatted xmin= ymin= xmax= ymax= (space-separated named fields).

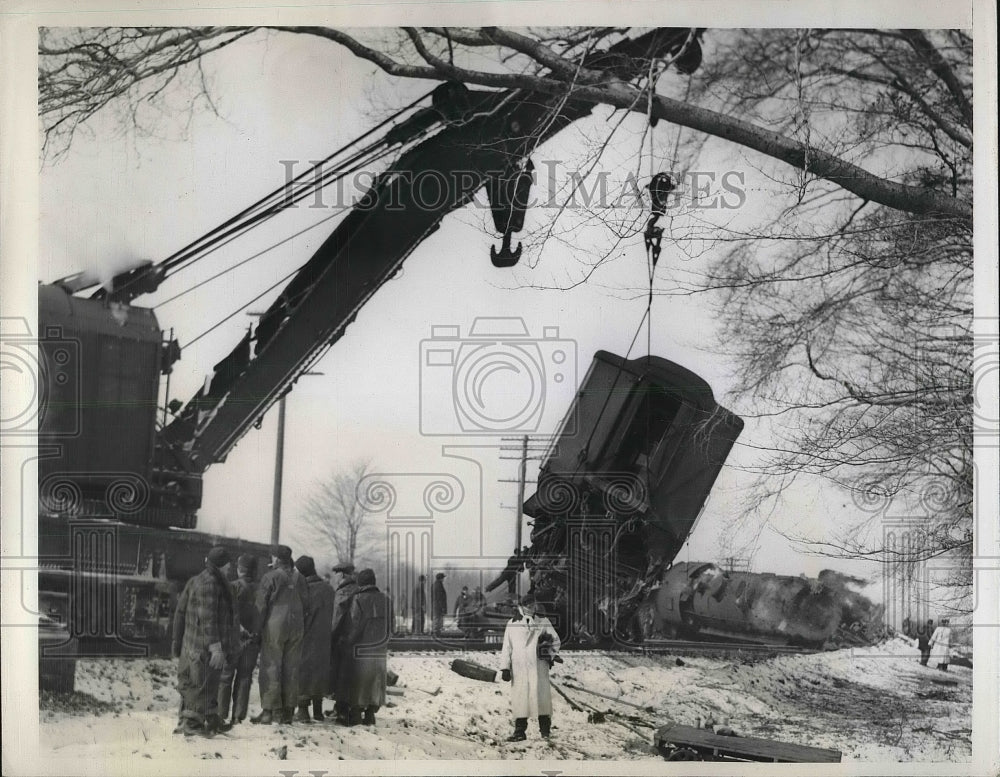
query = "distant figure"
xmin=218 ymin=554 xmax=260 ymax=726
xmin=294 ymin=555 xmax=336 ymax=723
xmin=172 ymin=546 xmax=239 ymax=737
xmin=344 ymin=568 xmax=393 ymax=726
xmin=329 ymin=562 xmax=358 ymax=724
xmin=929 ymin=618 xmax=953 ymax=671
xmin=432 ymin=573 xmax=448 ymax=635
xmin=412 ymin=575 xmax=427 ymax=635
xmin=917 ymin=618 xmax=934 ymax=666
xmin=498 ymin=592 xmax=561 ymax=741
xmin=252 ymin=545 xmax=310 ymax=725
xmin=454 ymin=585 xmax=472 ymax=629
xmin=471 ymin=585 xmax=487 ymax=611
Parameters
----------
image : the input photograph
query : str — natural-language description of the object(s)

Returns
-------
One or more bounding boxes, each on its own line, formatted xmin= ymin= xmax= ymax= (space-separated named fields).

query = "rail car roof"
xmin=592 ymin=350 xmax=723 ymax=411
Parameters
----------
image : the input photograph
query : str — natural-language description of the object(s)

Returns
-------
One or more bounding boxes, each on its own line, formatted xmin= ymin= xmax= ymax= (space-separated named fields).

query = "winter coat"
xmin=432 ymin=579 xmax=448 ymax=617
xmin=255 ymin=563 xmax=310 ymax=639
xmin=298 ymin=574 xmax=336 ymax=699
xmin=330 ymin=578 xmax=359 ymax=697
xmin=412 ymin=583 xmax=427 ymax=614
xmin=929 ymin=625 xmax=953 ymax=664
xmin=344 ymin=584 xmax=393 ymax=709
xmin=454 ymin=592 xmax=471 ymax=617
xmin=499 ymin=614 xmax=560 ymax=718
xmin=172 ymin=566 xmax=239 ymax=660
xmin=331 ymin=579 xmax=359 ymax=640
xmin=232 ymin=575 xmax=258 ymax=635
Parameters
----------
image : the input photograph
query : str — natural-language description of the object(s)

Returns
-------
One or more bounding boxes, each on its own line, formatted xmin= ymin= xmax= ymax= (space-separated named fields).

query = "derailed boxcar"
xmin=521 ymin=351 xmax=744 ymax=643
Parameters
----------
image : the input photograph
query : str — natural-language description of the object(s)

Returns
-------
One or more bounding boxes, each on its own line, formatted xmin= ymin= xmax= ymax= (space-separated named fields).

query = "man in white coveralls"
xmin=498 ymin=592 xmax=562 ymax=741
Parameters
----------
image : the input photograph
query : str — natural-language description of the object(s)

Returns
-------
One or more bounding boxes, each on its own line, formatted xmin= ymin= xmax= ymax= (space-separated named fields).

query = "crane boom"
xmin=159 ymin=29 xmax=702 ymax=478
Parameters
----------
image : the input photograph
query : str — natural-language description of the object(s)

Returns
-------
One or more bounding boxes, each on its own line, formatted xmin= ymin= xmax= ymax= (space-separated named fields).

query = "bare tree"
xmin=37 ymin=26 xmax=970 ymax=222
xmin=668 ymin=29 xmax=973 ymax=607
xmin=297 ymin=459 xmax=379 ymax=567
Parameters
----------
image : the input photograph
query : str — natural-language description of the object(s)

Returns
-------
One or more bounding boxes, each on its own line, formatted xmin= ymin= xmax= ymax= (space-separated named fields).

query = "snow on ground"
xmin=38 ymin=637 xmax=970 ymax=763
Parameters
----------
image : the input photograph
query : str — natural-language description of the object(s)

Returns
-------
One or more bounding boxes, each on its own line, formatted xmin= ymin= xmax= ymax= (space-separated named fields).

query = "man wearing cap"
xmin=251 ymin=544 xmax=311 ymax=725
xmin=431 ymin=572 xmax=448 ymax=635
xmin=217 ymin=554 xmax=261 ymax=725
xmin=294 ymin=555 xmax=336 ymax=723
xmin=411 ymin=574 xmax=427 ymax=635
xmin=329 ymin=561 xmax=358 ymax=724
xmin=172 ymin=546 xmax=239 ymax=737
xmin=498 ymin=592 xmax=561 ymax=741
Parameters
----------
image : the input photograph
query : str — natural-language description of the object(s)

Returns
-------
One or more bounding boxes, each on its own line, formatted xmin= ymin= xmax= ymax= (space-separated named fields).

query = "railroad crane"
xmin=31 ymin=28 xmax=738 ymax=660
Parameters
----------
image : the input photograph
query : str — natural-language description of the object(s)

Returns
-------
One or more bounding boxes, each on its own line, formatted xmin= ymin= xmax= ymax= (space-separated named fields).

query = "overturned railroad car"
xmin=633 ymin=561 xmax=883 ymax=648
xmin=521 ymin=351 xmax=744 ymax=643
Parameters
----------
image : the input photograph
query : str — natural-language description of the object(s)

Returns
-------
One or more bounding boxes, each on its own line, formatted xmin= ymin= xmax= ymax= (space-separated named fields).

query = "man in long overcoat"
xmin=172 ymin=546 xmax=239 ymax=737
xmin=251 ymin=544 xmax=310 ymax=725
xmin=329 ymin=561 xmax=358 ymax=723
xmin=431 ymin=572 xmax=448 ymax=635
xmin=217 ymin=554 xmax=260 ymax=725
xmin=498 ymin=593 xmax=561 ymax=741
xmin=411 ymin=574 xmax=427 ymax=635
xmin=295 ymin=555 xmax=336 ymax=722
xmin=929 ymin=618 xmax=953 ymax=671
xmin=343 ymin=568 xmax=393 ymax=726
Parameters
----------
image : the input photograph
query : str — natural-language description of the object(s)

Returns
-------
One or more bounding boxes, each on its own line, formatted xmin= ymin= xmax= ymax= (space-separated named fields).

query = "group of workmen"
xmin=408 ymin=573 xmax=488 ymax=635
xmin=171 ymin=544 xmax=391 ymax=737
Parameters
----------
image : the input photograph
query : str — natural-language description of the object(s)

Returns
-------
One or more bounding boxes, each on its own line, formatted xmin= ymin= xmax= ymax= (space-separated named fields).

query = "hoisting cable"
xmin=183 ymin=262 xmax=303 ymax=350
xmin=159 ymin=139 xmax=386 ymax=275
xmin=159 ymin=86 xmax=437 ymax=275
xmin=91 ymin=88 xmax=439 ymax=303
xmin=174 ymin=130 xmax=431 ymax=348
xmin=154 ymin=139 xmax=404 ymax=307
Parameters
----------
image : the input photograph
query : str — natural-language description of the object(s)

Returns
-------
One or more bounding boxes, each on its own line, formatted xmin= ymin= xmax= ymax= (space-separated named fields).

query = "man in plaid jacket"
xmin=172 ymin=546 xmax=239 ymax=737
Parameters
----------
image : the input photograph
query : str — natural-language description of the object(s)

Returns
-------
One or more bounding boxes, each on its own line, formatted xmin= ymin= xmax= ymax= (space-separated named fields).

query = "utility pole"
xmin=515 ymin=435 xmax=528 ymax=555
xmin=271 ymin=394 xmax=287 ymax=545
xmin=249 ymin=308 xmax=323 ymax=546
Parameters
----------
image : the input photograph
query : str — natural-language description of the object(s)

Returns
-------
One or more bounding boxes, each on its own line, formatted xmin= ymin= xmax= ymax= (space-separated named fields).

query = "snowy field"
xmin=38 ymin=637 xmax=971 ymax=763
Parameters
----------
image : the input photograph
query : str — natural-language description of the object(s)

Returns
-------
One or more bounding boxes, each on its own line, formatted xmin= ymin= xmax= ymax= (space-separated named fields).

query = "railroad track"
xmin=388 ymin=635 xmax=821 ymax=656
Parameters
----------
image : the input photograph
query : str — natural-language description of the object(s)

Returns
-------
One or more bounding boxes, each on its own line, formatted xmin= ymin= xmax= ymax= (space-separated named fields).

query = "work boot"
xmin=506 ymin=718 xmax=528 ymax=742
xmin=174 ymin=719 xmax=213 ymax=738
xmin=206 ymin=713 xmax=233 ymax=734
xmin=347 ymin=708 xmax=363 ymax=727
xmin=295 ymin=705 xmax=313 ymax=724
xmin=362 ymin=708 xmax=376 ymax=726
xmin=312 ymin=699 xmax=325 ymax=722
xmin=250 ymin=709 xmax=274 ymax=725
xmin=281 ymin=707 xmax=295 ymax=725
xmin=539 ymin=715 xmax=551 ymax=739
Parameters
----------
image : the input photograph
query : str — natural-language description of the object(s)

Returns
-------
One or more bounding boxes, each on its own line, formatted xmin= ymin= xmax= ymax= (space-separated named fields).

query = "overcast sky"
xmin=33 ymin=26 xmax=945 ymax=594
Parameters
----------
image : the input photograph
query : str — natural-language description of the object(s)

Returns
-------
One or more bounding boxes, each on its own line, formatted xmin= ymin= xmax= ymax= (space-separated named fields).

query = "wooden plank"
xmin=655 ymin=723 xmax=842 ymax=763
